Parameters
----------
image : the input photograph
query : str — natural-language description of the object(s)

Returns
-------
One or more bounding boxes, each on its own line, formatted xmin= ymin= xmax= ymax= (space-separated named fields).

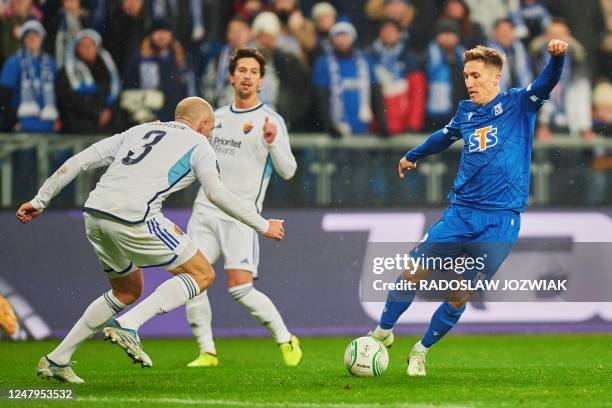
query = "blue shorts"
xmin=409 ymin=205 xmax=520 ymax=282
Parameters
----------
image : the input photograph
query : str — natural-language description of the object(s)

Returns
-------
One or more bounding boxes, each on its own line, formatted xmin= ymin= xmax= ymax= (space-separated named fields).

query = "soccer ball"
xmin=344 ymin=336 xmax=389 ymax=377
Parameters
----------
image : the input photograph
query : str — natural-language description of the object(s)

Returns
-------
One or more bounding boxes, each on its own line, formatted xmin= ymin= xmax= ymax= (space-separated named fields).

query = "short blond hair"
xmin=463 ymin=45 xmax=506 ymax=70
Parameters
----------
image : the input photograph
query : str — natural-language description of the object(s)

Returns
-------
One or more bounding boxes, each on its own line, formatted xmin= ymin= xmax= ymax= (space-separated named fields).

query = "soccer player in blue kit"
xmin=369 ymin=39 xmax=569 ymax=376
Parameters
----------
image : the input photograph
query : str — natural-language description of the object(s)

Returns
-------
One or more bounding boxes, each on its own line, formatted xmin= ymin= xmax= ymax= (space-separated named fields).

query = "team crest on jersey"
xmin=468 ymin=125 xmax=498 ymax=152
xmin=494 ymin=103 xmax=503 ymax=116
xmin=173 ymin=224 xmax=184 ymax=236
xmin=243 ymin=122 xmax=254 ymax=134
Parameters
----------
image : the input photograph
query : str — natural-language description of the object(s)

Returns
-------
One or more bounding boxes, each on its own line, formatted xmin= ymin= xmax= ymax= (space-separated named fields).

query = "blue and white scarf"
xmin=426 ymin=42 xmax=465 ymax=116
xmin=16 ymin=50 xmax=58 ymax=121
xmin=65 ymin=43 xmax=121 ymax=106
xmin=372 ymin=39 xmax=405 ymax=80
xmin=328 ymin=49 xmax=372 ymax=135
xmin=55 ymin=12 xmax=84 ymax=68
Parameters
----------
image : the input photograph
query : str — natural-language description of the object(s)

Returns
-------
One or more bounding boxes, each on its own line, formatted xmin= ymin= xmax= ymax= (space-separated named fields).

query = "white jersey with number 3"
xmin=192 ymin=103 xmax=297 ymax=222
xmin=84 ymin=121 xmax=218 ymax=224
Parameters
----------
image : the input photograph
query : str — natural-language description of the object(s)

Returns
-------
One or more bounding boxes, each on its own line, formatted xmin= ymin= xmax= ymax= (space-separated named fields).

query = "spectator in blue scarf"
xmin=122 ymin=18 xmax=196 ymax=121
xmin=368 ymin=17 xmax=426 ymax=133
xmin=0 ymin=19 xmax=58 ymax=133
xmin=488 ymin=18 xmax=532 ymax=91
xmin=425 ymin=19 xmax=467 ymax=130
xmin=313 ymin=21 xmax=388 ymax=137
xmin=56 ymin=29 xmax=122 ymax=134
xmin=0 ymin=19 xmax=59 ymax=203
xmin=312 ymin=21 xmax=389 ymax=204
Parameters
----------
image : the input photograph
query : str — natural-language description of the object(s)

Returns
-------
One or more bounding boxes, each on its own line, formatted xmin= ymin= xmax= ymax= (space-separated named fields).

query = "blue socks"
xmin=421 ymin=300 xmax=466 ymax=348
xmin=379 ymin=276 xmax=416 ymax=330
xmin=378 ymin=275 xmax=467 ymax=349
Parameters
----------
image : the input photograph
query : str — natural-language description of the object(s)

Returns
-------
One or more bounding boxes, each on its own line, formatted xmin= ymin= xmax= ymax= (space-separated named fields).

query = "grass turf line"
xmin=0 ymin=334 xmax=610 ymax=407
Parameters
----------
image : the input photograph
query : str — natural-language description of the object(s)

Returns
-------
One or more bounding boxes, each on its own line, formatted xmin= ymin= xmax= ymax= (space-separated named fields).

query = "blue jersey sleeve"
xmin=405 ymin=108 xmax=462 ymax=162
xmin=517 ymin=55 xmax=564 ymax=112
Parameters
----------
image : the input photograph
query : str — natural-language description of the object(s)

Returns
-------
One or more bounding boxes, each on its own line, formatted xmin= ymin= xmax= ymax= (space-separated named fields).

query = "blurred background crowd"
xmin=0 ymin=0 xmax=610 ymax=137
xmin=0 ymin=0 xmax=611 ymax=207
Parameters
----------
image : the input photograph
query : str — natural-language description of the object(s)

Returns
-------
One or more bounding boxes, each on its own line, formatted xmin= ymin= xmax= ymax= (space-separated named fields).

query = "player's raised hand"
xmin=398 ymin=157 xmax=417 ymax=178
xmin=263 ymin=116 xmax=277 ymax=144
xmin=264 ymin=219 xmax=285 ymax=241
xmin=548 ymin=39 xmax=569 ymax=56
xmin=16 ymin=201 xmax=42 ymax=224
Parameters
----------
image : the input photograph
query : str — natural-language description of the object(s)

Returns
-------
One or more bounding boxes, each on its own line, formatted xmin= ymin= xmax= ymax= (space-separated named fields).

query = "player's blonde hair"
xmin=463 ymin=45 xmax=506 ymax=70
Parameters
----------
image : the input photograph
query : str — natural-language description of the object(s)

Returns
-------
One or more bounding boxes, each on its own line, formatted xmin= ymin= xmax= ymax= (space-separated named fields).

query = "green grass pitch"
xmin=0 ymin=334 xmax=610 ymax=407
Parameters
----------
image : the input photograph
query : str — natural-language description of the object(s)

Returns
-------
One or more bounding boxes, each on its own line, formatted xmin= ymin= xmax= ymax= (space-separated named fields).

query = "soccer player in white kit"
xmin=16 ymin=97 xmax=285 ymax=383
xmin=185 ymin=48 xmax=302 ymax=367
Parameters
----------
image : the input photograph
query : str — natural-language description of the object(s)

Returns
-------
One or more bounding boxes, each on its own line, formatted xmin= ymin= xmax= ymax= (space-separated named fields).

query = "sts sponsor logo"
xmin=468 ymin=125 xmax=498 ymax=152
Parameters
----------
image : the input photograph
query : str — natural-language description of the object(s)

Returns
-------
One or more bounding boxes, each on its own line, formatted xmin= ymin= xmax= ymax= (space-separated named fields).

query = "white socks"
xmin=229 ymin=283 xmax=292 ymax=344
xmin=186 ymin=290 xmax=216 ymax=355
xmin=413 ymin=340 xmax=429 ymax=353
xmin=186 ymin=282 xmax=292 ymax=350
xmin=117 ymin=274 xmax=200 ymax=331
xmin=47 ymin=290 xmax=126 ymax=365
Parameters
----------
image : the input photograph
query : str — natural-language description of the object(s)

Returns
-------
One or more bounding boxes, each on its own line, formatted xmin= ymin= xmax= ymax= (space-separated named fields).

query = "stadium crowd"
xmin=0 ymin=0 xmax=610 ymax=206
xmin=0 ymin=0 xmax=610 ymax=138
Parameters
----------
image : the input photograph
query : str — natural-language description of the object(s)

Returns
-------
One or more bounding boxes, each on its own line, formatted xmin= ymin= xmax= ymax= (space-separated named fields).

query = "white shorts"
xmin=84 ymin=212 xmax=198 ymax=279
xmin=187 ymin=213 xmax=259 ymax=277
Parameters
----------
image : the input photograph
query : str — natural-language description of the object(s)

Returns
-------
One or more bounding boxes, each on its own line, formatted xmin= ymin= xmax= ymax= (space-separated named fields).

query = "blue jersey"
xmin=406 ymin=55 xmax=564 ymax=213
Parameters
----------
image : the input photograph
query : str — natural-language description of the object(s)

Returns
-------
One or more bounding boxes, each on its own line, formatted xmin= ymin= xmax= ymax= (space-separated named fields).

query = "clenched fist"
xmin=16 ymin=201 xmax=42 ymax=224
xmin=548 ymin=39 xmax=569 ymax=56
xmin=398 ymin=157 xmax=417 ymax=178
xmin=264 ymin=219 xmax=285 ymax=241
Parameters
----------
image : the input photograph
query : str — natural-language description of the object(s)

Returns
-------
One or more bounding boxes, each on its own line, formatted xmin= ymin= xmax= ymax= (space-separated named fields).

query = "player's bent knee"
xmin=191 ymin=267 xmax=215 ymax=292
xmin=183 ymin=259 xmax=215 ymax=292
xmin=110 ymin=269 xmax=143 ymax=305
xmin=172 ymin=251 xmax=216 ymax=291
xmin=226 ymin=269 xmax=254 ymax=288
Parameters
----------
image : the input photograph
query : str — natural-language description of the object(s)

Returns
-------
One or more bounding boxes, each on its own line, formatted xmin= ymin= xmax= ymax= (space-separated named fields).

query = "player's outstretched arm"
xmin=528 ymin=39 xmax=568 ymax=102
xmin=15 ymin=140 xmax=119 ymax=224
xmin=16 ymin=132 xmax=126 ymax=223
xmin=198 ymin=170 xmax=284 ymax=240
xmin=399 ymin=126 xmax=460 ymax=178
xmin=191 ymin=141 xmax=284 ymax=240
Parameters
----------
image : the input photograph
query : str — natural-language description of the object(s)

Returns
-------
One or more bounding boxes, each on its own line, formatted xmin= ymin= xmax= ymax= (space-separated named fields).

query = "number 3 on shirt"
xmin=121 ymin=130 xmax=167 ymax=165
